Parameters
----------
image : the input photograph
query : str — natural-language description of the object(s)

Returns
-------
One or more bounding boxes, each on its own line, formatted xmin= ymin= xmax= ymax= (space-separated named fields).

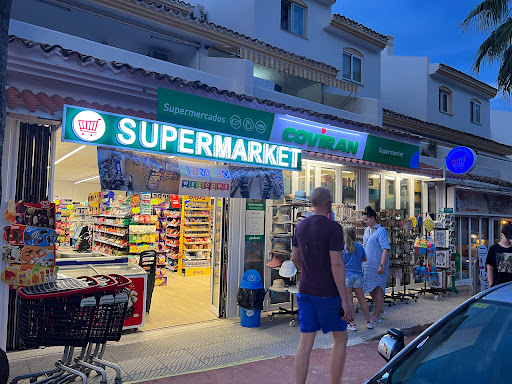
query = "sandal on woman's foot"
xmin=371 ymin=318 xmax=382 ymax=324
xmin=366 ymin=321 xmax=374 ymax=329
xmin=347 ymin=323 xmax=357 ymax=331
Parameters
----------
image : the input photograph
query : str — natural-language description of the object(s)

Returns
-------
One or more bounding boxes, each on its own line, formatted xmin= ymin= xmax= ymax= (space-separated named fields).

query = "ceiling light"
xmin=342 ymin=171 xmax=354 ymax=174
xmin=74 ymin=175 xmax=100 ymax=184
xmin=370 ymin=175 xmax=381 ymax=178
xmin=397 ymin=173 xmax=432 ymax=179
xmin=308 ymin=160 xmax=343 ymax=167
xmin=167 ymin=156 xmax=175 ymax=159
xmin=385 ymin=176 xmax=396 ymax=180
xmin=55 ymin=145 xmax=86 ymax=165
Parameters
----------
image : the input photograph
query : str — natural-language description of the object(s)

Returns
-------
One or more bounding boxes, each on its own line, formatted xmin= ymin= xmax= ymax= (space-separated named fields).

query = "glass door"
xmin=210 ymin=198 xmax=225 ymax=317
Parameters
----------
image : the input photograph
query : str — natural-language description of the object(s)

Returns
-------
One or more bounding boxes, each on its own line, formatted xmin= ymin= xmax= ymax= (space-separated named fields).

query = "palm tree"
xmin=461 ymin=0 xmax=512 ymax=96
xmin=0 ymin=0 xmax=14 ymax=204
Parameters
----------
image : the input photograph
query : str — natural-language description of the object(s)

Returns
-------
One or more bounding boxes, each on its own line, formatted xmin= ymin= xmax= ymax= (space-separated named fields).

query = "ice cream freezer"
xmin=57 ymin=263 xmax=147 ymax=330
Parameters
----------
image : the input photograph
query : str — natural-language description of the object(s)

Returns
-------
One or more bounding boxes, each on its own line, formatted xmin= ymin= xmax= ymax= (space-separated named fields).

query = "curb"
xmin=369 ymin=323 xmax=432 ymax=341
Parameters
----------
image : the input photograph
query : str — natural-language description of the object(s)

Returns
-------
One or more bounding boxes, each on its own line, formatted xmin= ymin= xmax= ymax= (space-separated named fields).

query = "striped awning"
xmin=238 ymin=47 xmax=358 ymax=94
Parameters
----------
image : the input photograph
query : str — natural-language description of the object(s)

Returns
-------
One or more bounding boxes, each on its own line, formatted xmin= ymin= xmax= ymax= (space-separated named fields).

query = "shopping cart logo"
xmin=72 ymin=110 xmax=106 ymax=142
xmin=451 ymin=156 xmax=466 ymax=170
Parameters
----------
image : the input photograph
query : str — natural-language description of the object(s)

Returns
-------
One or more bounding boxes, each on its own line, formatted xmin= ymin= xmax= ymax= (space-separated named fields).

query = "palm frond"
xmin=472 ymin=17 xmax=512 ymax=72
xmin=497 ymin=44 xmax=512 ymax=95
xmin=461 ymin=0 xmax=511 ymax=33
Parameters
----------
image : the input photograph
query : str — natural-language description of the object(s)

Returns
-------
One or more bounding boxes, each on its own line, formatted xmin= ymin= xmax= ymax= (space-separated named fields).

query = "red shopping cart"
xmin=12 ymin=274 xmax=131 ymax=384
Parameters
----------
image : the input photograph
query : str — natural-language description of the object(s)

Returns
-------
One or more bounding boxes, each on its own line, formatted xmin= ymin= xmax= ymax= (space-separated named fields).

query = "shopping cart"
xmin=11 ymin=274 xmax=131 ymax=384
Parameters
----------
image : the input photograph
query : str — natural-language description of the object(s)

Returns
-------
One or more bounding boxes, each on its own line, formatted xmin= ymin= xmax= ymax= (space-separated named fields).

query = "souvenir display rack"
xmin=378 ymin=209 xmax=418 ymax=304
xmin=178 ymin=196 xmax=212 ymax=277
xmin=410 ymin=209 xmax=457 ymax=298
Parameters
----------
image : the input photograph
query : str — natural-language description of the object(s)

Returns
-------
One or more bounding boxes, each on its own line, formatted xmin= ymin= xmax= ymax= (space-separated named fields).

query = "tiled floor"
xmin=142 ymin=273 xmax=217 ymax=330
xmin=7 ymin=287 xmax=471 ymax=383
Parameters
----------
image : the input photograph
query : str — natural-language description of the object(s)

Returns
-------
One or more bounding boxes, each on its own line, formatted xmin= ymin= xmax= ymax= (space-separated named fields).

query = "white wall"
xmin=381 ymin=55 xmax=429 ymax=120
xmin=199 ymin=56 xmax=254 ymax=95
xmin=54 ymin=180 xmax=101 ymax=202
xmin=427 ymin=66 xmax=491 ymax=139
xmin=491 ymin=110 xmax=512 ymax=147
xmin=196 ymin=0 xmax=383 ymax=101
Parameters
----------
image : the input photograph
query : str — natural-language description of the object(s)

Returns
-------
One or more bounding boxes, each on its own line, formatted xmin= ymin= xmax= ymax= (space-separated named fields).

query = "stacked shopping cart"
xmin=11 ymin=274 xmax=131 ymax=384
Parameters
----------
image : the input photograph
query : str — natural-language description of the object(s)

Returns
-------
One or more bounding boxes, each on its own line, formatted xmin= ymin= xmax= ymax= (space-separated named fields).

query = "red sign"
xmin=170 ymin=194 xmax=181 ymax=208
xmin=123 ymin=275 xmax=146 ymax=329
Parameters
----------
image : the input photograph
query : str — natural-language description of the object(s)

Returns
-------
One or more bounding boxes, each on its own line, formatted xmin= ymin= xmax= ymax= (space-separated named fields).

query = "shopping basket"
xmin=17 ymin=276 xmax=100 ymax=348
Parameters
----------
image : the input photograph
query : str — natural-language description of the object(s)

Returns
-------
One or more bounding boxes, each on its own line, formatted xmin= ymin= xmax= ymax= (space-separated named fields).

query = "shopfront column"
xmin=358 ymin=169 xmax=369 ymax=209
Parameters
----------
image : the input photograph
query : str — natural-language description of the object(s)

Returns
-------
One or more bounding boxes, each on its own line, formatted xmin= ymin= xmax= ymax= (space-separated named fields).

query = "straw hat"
xmin=288 ymin=283 xmax=299 ymax=294
xmin=274 ymin=214 xmax=292 ymax=224
xmin=284 ymin=194 xmax=293 ymax=202
xmin=269 ymin=278 xmax=287 ymax=292
xmin=296 ymin=210 xmax=314 ymax=222
xmin=266 ymin=254 xmax=285 ymax=268
xmin=279 ymin=260 xmax=297 ymax=278
xmin=293 ymin=191 xmax=309 ymax=204
xmin=271 ymin=241 xmax=290 ymax=254
xmin=272 ymin=226 xmax=292 ymax=237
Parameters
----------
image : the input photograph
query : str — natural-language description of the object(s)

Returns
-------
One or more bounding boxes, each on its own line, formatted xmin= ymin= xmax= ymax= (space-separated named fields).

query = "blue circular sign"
xmin=446 ymin=147 xmax=477 ymax=174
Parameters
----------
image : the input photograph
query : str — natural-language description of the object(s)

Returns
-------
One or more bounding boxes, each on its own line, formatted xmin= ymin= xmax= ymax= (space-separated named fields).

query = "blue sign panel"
xmin=446 ymin=147 xmax=477 ymax=174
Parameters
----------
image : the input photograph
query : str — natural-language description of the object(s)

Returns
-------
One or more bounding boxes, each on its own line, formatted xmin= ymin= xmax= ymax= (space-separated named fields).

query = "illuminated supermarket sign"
xmin=62 ymin=106 xmax=302 ymax=171
xmin=271 ymin=115 xmax=420 ymax=169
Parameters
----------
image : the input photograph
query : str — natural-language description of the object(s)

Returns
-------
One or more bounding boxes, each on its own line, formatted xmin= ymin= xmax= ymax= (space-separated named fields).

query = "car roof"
xmin=480 ymin=282 xmax=512 ymax=304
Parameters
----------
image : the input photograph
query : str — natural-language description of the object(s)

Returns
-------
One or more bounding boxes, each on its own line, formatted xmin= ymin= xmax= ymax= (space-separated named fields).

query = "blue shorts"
xmin=297 ymin=293 xmax=347 ymax=334
xmin=346 ymin=273 xmax=363 ymax=289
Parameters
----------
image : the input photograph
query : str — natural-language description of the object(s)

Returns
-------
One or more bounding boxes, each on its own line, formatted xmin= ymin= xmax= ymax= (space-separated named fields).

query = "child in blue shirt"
xmin=343 ymin=226 xmax=373 ymax=330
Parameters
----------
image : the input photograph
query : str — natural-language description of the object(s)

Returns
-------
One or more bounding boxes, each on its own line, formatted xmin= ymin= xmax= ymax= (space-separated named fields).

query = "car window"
xmin=382 ymin=300 xmax=512 ymax=384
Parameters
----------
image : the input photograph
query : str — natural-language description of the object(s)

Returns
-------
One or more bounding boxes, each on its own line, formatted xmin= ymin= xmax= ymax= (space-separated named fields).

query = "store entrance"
xmin=52 ymin=137 xmax=225 ymax=331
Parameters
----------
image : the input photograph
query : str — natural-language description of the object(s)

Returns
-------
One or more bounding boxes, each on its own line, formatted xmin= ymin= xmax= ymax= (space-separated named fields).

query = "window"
xmin=439 ymin=86 xmax=452 ymax=114
xmin=342 ymin=170 xmax=356 ymax=205
xmin=368 ymin=174 xmax=381 ymax=211
xmin=470 ymin=99 xmax=481 ymax=124
xmin=281 ymin=1 xmax=306 ymax=36
xmin=321 ymin=168 xmax=336 ymax=202
xmin=385 ymin=176 xmax=396 ymax=209
xmin=343 ymin=50 xmax=363 ymax=83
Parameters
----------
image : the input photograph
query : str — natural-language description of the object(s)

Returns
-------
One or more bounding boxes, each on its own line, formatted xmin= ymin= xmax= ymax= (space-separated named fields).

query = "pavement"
xmin=6 ymin=286 xmax=471 ymax=384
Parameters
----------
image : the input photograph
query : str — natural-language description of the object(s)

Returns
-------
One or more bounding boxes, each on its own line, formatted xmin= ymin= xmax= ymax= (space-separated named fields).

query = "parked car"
xmin=367 ymin=282 xmax=512 ymax=383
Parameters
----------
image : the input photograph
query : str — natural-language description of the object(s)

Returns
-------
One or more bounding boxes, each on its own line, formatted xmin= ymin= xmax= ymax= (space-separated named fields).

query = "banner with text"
xmin=97 ymin=148 xmax=284 ymax=199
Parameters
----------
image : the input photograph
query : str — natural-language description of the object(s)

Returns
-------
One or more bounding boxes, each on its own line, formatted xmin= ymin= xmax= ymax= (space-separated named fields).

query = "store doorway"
xmin=51 ymin=134 xmax=224 ymax=331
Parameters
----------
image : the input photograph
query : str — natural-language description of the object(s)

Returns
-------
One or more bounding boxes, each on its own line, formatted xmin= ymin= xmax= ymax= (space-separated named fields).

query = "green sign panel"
xmin=157 ymin=88 xmax=275 ymax=141
xmin=62 ymin=105 xmax=302 ymax=171
xmin=363 ymin=135 xmax=420 ymax=169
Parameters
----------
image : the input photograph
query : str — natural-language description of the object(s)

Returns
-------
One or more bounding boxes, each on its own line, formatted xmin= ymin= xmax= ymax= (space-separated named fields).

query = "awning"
xmin=304 ymin=151 xmax=441 ymax=177
xmin=238 ymin=47 xmax=358 ymax=94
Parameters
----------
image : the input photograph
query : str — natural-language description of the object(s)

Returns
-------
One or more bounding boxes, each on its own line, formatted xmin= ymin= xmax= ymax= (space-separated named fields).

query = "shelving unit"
xmin=55 ymin=199 xmax=73 ymax=246
xmin=178 ymin=196 xmax=212 ymax=277
xmin=128 ymin=215 xmax=158 ymax=265
xmin=92 ymin=215 xmax=130 ymax=257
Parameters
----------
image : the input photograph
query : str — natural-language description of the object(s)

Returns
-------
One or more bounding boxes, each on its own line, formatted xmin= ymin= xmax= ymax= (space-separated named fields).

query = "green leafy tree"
xmin=462 ymin=0 xmax=512 ymax=95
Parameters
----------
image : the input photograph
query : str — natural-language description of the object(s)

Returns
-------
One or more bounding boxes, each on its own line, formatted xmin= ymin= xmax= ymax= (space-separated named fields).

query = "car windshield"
xmin=383 ymin=300 xmax=512 ymax=384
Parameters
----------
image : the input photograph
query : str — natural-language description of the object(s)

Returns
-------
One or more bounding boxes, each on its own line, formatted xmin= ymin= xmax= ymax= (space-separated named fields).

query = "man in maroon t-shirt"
xmin=292 ymin=187 xmax=353 ymax=384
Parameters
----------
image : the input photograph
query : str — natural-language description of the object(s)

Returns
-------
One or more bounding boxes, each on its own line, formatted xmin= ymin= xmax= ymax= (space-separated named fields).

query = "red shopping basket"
xmin=106 ymin=274 xmax=131 ymax=342
xmin=17 ymin=276 xmax=100 ymax=348
xmin=88 ymin=275 xmax=118 ymax=343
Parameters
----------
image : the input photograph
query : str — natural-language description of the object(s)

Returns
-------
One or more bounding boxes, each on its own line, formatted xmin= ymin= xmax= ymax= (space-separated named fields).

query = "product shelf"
xmin=93 ymin=221 xmax=129 ymax=228
xmin=92 ymin=214 xmax=129 ymax=218
xmin=93 ymin=238 xmax=128 ymax=248
xmin=183 ymin=222 xmax=210 ymax=226
xmin=184 ymin=208 xmax=212 ymax=211
xmin=94 ymin=229 xmax=127 ymax=237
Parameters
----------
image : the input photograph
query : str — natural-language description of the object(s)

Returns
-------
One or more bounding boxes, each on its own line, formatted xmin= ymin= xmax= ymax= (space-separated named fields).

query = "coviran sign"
xmin=62 ymin=106 xmax=302 ymax=171
xmin=270 ymin=115 xmax=420 ymax=169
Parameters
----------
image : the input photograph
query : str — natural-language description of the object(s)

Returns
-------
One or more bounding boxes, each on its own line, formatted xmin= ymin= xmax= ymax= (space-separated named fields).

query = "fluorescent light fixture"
xmin=396 ymin=173 xmax=432 ymax=179
xmin=74 ymin=175 xmax=100 ymax=184
xmin=342 ymin=171 xmax=354 ymax=174
xmin=55 ymin=145 xmax=86 ymax=165
xmin=385 ymin=176 xmax=396 ymax=180
xmin=167 ymin=156 xmax=175 ymax=159
xmin=307 ymin=160 xmax=343 ymax=167
xmin=370 ymin=175 xmax=381 ymax=178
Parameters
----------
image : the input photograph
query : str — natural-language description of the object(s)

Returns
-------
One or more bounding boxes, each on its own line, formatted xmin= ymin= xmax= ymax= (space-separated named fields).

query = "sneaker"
xmin=347 ymin=323 xmax=357 ymax=331
xmin=366 ymin=321 xmax=374 ymax=329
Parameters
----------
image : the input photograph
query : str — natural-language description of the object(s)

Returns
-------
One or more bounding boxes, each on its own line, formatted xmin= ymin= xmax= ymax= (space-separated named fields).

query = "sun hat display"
xmin=273 ymin=198 xmax=285 ymax=206
xmin=279 ymin=260 xmax=297 ymax=278
xmin=245 ymin=251 xmax=262 ymax=263
xmin=273 ymin=208 xmax=288 ymax=221
xmin=272 ymin=226 xmax=292 ymax=237
xmin=293 ymin=191 xmax=309 ymax=204
xmin=296 ymin=210 xmax=314 ymax=222
xmin=266 ymin=254 xmax=285 ymax=268
xmin=269 ymin=278 xmax=288 ymax=292
xmin=271 ymin=241 xmax=290 ymax=254
xmin=288 ymin=283 xmax=299 ymax=294
xmin=274 ymin=214 xmax=292 ymax=224
xmin=284 ymin=194 xmax=293 ymax=202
